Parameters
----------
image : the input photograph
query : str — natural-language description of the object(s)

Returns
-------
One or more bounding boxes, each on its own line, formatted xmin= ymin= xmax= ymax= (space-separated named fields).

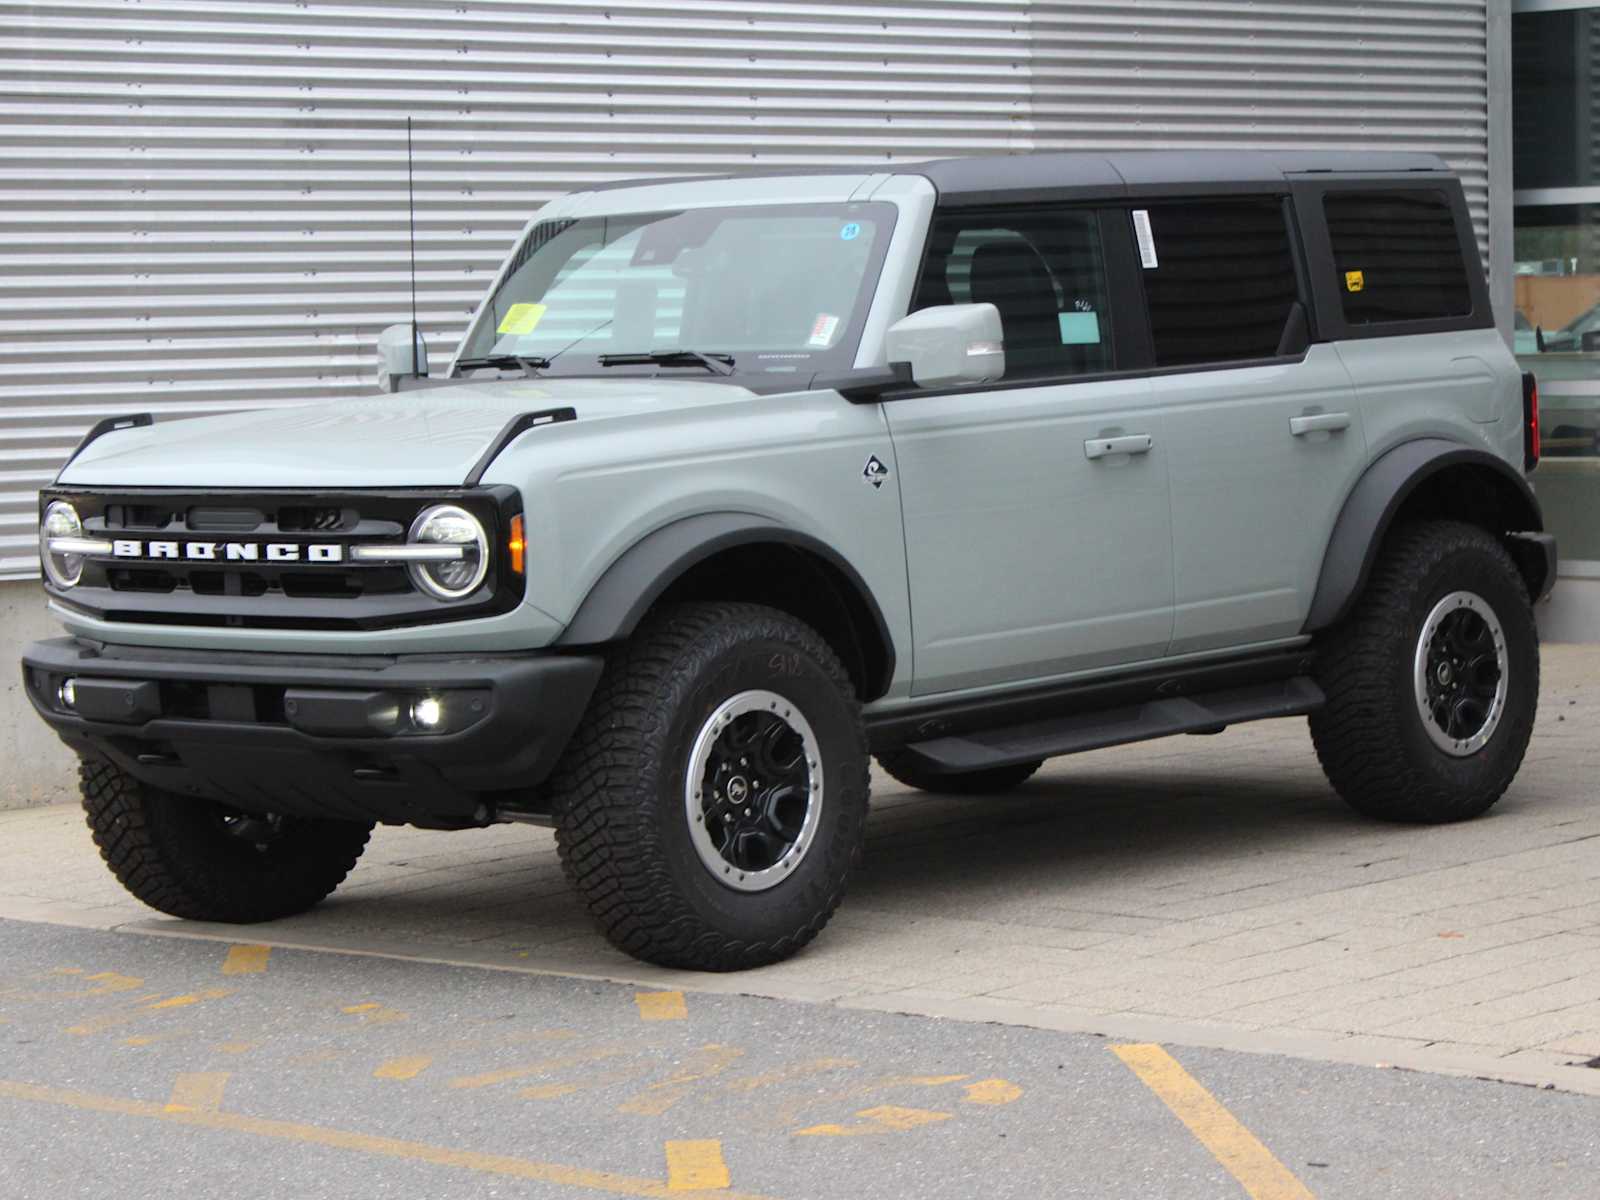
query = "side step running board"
xmin=895 ymin=676 xmax=1324 ymax=774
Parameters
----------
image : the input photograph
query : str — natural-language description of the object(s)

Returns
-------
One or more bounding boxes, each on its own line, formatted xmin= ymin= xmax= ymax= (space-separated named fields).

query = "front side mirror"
xmin=884 ymin=303 xmax=1005 ymax=389
xmin=376 ymin=322 xmax=430 ymax=393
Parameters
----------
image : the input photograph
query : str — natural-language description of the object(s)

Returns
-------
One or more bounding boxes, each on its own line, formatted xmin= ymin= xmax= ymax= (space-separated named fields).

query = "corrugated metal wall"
xmin=0 ymin=0 xmax=1494 ymax=580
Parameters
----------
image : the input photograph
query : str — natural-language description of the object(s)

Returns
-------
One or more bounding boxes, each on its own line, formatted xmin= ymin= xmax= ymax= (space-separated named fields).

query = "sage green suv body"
xmin=24 ymin=151 xmax=1556 ymax=970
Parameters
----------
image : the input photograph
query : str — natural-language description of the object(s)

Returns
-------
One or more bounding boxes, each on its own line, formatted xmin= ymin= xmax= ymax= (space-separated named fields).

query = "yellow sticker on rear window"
xmin=1344 ymin=270 xmax=1365 ymax=293
xmin=497 ymin=302 xmax=547 ymax=335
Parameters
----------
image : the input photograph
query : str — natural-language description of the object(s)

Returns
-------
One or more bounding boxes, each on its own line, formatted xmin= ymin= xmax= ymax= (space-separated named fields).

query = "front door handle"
xmin=1084 ymin=433 xmax=1154 ymax=460
xmin=1289 ymin=411 xmax=1351 ymax=437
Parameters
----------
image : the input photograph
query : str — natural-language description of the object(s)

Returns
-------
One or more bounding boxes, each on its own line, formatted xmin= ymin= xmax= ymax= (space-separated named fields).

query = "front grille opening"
xmin=277 ymin=505 xmax=353 ymax=533
xmin=186 ymin=570 xmax=270 ymax=597
xmin=280 ymin=571 xmax=363 ymax=599
xmin=105 ymin=503 xmax=177 ymax=530
xmin=108 ymin=568 xmax=177 ymax=593
xmin=186 ymin=506 xmax=264 ymax=532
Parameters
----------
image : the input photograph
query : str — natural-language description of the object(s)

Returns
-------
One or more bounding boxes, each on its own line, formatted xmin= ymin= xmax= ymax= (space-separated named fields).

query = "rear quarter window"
xmin=1323 ymin=190 xmax=1473 ymax=324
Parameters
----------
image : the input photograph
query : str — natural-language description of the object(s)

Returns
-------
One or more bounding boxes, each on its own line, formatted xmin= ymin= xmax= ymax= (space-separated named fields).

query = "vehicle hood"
xmin=55 ymin=377 xmax=759 ymax=489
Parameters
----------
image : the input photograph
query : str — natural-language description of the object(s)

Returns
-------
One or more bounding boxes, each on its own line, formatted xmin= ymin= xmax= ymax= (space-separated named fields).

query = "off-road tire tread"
xmin=1309 ymin=520 xmax=1538 ymax=824
xmin=875 ymin=751 xmax=1043 ymax=795
xmin=548 ymin=602 xmax=868 ymax=971
xmin=80 ymin=759 xmax=371 ymax=922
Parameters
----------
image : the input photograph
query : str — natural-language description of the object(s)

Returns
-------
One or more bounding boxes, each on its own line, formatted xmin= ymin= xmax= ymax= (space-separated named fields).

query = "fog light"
xmin=410 ymin=696 xmax=443 ymax=731
xmin=58 ymin=678 xmax=77 ymax=710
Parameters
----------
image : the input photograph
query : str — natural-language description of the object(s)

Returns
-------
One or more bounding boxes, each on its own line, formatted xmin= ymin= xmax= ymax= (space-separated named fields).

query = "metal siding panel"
xmin=0 ymin=0 xmax=1494 ymax=579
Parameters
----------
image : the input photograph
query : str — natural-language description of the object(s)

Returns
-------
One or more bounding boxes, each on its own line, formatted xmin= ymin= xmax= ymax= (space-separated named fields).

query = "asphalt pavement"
xmin=1 ymin=918 xmax=1596 ymax=1200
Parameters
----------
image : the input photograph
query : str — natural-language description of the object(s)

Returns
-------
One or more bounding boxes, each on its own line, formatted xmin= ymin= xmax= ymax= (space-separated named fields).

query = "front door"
xmin=885 ymin=205 xmax=1174 ymax=696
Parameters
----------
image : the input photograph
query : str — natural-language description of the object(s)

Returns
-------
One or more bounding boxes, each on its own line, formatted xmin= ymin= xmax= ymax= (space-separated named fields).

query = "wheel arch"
xmin=555 ymin=513 xmax=897 ymax=700
xmin=1304 ymin=439 xmax=1548 ymax=634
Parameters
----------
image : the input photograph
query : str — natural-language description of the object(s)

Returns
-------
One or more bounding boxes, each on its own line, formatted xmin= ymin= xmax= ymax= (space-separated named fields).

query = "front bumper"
xmin=22 ymin=637 xmax=603 ymax=826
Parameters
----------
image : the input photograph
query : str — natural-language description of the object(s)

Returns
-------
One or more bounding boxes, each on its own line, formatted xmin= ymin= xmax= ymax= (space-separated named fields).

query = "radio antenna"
xmin=406 ymin=116 xmax=426 ymax=375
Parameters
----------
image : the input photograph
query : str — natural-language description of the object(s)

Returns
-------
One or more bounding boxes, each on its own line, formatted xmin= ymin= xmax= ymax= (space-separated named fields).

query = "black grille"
xmin=43 ymin=486 xmax=523 ymax=631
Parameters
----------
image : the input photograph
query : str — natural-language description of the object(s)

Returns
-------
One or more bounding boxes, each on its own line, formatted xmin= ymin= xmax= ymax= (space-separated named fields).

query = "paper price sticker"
xmin=497 ymin=302 xmax=548 ymax=335
xmin=808 ymin=313 xmax=841 ymax=347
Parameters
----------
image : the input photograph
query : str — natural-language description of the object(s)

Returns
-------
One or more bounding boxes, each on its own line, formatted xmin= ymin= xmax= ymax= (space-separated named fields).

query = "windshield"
xmin=456 ymin=201 xmax=897 ymax=380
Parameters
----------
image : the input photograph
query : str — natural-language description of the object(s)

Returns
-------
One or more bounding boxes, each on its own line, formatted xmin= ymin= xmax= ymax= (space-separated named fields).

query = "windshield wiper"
xmin=597 ymin=349 xmax=735 ymax=376
xmin=454 ymin=354 xmax=550 ymax=379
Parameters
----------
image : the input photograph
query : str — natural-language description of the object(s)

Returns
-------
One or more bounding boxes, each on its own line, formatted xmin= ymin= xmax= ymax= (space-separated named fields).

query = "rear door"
xmin=1118 ymin=197 xmax=1368 ymax=654
xmin=885 ymin=204 xmax=1173 ymax=696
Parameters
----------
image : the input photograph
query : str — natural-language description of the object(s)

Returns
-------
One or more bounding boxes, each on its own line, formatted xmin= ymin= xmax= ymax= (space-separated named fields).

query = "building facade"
xmin=1 ymin=1 xmax=1578 ymax=804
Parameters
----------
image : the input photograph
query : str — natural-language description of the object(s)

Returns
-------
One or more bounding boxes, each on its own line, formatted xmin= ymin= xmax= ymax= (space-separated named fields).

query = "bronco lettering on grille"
xmin=108 ymin=540 xmax=345 ymax=564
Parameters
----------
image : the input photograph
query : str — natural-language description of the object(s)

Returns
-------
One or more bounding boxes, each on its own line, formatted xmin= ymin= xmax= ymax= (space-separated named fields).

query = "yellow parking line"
xmin=1111 ymin=1044 xmax=1316 ymax=1200
xmin=665 ymin=1140 xmax=730 ymax=1192
xmin=0 ymin=1078 xmax=775 ymax=1200
xmin=374 ymin=1055 xmax=433 ymax=1081
xmin=222 ymin=945 xmax=271 ymax=976
xmin=636 ymin=992 xmax=688 ymax=1021
xmin=165 ymin=1071 xmax=229 ymax=1113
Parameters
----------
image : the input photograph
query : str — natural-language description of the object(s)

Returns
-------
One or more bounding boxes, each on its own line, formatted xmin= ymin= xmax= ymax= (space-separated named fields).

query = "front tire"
xmin=548 ymin=602 xmax=869 ymax=971
xmin=81 ymin=761 xmax=372 ymax=922
xmin=1309 ymin=521 xmax=1539 ymax=823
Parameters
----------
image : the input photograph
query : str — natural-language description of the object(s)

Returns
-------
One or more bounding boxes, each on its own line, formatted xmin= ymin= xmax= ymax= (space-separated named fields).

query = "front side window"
xmin=1323 ymin=190 xmax=1472 ymax=325
xmin=458 ymin=202 xmax=896 ymax=379
xmin=913 ymin=207 xmax=1113 ymax=380
xmin=1138 ymin=198 xmax=1300 ymax=367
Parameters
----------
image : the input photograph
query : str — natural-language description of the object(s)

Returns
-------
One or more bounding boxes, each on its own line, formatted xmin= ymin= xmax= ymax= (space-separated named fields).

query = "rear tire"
xmin=548 ymin=602 xmax=869 ymax=971
xmin=81 ymin=760 xmax=372 ymax=922
xmin=876 ymin=751 xmax=1043 ymax=795
xmin=1309 ymin=521 xmax=1538 ymax=823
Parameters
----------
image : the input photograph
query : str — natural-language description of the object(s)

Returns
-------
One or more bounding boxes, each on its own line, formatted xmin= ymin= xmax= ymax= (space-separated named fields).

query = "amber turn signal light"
xmin=508 ymin=514 xmax=526 ymax=575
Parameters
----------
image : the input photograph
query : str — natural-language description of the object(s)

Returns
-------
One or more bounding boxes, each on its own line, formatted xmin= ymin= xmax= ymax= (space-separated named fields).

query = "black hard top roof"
xmin=576 ymin=149 xmax=1455 ymax=204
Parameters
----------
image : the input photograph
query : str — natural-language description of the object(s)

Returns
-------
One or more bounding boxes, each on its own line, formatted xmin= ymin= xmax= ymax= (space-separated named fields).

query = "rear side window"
xmin=1322 ymin=190 xmax=1472 ymax=325
xmin=914 ymin=207 xmax=1113 ymax=381
xmin=1137 ymin=199 xmax=1300 ymax=367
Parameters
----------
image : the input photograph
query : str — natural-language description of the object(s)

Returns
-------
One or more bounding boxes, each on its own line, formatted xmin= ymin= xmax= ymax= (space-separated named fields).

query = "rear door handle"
xmin=1084 ymin=434 xmax=1153 ymax=460
xmin=1289 ymin=411 xmax=1351 ymax=437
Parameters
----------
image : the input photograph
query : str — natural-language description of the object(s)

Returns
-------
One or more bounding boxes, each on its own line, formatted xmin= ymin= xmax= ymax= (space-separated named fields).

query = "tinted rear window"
xmin=1323 ymin=190 xmax=1472 ymax=325
xmin=1138 ymin=199 xmax=1300 ymax=367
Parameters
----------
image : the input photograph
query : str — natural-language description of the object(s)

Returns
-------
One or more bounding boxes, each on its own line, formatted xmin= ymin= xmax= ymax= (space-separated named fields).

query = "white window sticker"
xmin=808 ymin=312 xmax=841 ymax=347
xmin=1132 ymin=209 xmax=1159 ymax=269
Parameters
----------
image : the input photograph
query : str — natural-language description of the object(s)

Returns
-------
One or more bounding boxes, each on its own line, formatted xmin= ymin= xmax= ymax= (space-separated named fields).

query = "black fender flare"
xmin=555 ymin=512 xmax=897 ymax=695
xmin=1303 ymin=438 xmax=1545 ymax=633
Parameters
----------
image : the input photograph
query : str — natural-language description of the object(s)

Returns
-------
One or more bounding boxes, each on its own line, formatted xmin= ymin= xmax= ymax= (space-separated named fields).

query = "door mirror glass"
xmin=884 ymin=303 xmax=1005 ymax=389
xmin=376 ymin=323 xmax=429 ymax=393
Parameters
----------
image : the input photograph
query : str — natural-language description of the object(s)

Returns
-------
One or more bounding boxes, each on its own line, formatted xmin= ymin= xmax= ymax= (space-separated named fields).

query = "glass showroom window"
xmin=1513 ymin=5 xmax=1600 ymax=567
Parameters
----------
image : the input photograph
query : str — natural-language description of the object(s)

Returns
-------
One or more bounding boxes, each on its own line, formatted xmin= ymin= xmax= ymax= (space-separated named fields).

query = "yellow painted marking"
xmin=962 ymin=1078 xmax=1023 ymax=1106
xmin=0 ymin=1077 xmax=777 ymax=1200
xmin=341 ymin=1002 xmax=406 ymax=1025
xmin=768 ymin=1072 xmax=970 ymax=1130
xmin=66 ymin=989 xmax=230 ymax=1035
xmin=165 ymin=1071 xmax=229 ymax=1114
xmin=1112 ymin=1044 xmax=1316 ymax=1200
xmin=618 ymin=1045 xmax=744 ymax=1117
xmin=449 ymin=1046 xmax=626 ymax=1091
xmin=723 ymin=1059 xmax=857 ymax=1093
xmin=123 ymin=1036 xmax=158 ymax=1047
xmin=82 ymin=971 xmax=145 ymax=995
xmin=796 ymin=1105 xmax=952 ymax=1137
xmin=636 ymin=991 xmax=688 ymax=1022
xmin=222 ymin=945 xmax=271 ymax=976
xmin=217 ymin=1042 xmax=257 ymax=1055
xmin=665 ymin=1140 xmax=730 ymax=1192
xmin=374 ymin=1056 xmax=433 ymax=1081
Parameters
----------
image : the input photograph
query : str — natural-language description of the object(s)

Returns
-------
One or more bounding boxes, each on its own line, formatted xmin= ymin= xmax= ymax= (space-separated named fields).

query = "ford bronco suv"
xmin=23 ymin=151 xmax=1554 ymax=972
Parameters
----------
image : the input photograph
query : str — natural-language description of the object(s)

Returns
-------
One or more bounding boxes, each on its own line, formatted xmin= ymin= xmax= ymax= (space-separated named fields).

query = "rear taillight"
xmin=1522 ymin=371 xmax=1541 ymax=472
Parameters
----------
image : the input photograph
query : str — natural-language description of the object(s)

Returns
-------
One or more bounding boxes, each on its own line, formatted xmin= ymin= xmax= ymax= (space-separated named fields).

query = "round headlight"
xmin=408 ymin=504 xmax=488 ymax=601
xmin=41 ymin=500 xmax=87 ymax=588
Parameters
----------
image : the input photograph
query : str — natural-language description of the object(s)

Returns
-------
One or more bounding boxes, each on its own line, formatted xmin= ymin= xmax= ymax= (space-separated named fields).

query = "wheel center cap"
xmin=726 ymin=776 xmax=750 ymax=805
xmin=1435 ymin=661 xmax=1454 ymax=686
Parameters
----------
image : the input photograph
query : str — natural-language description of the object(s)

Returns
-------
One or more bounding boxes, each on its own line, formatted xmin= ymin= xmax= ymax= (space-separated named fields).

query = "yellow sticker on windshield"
xmin=497 ymin=303 xmax=547 ymax=335
xmin=1345 ymin=270 xmax=1365 ymax=293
